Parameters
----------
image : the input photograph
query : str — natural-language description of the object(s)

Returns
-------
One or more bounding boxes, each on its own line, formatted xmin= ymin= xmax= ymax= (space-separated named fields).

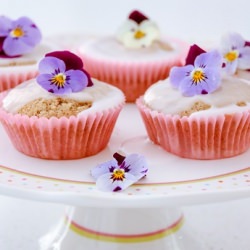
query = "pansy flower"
xmin=169 ymin=45 xmax=222 ymax=96
xmin=220 ymin=33 xmax=250 ymax=74
xmin=0 ymin=16 xmax=42 ymax=57
xmin=36 ymin=51 xmax=93 ymax=95
xmin=116 ymin=10 xmax=160 ymax=49
xmin=91 ymin=152 xmax=148 ymax=192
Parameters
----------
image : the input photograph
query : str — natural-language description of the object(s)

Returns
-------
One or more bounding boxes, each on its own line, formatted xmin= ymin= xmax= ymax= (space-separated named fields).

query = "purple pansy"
xmin=36 ymin=51 xmax=93 ymax=94
xmin=220 ymin=33 xmax=250 ymax=74
xmin=0 ymin=16 xmax=42 ymax=57
xmin=169 ymin=45 xmax=222 ymax=96
xmin=91 ymin=152 xmax=148 ymax=192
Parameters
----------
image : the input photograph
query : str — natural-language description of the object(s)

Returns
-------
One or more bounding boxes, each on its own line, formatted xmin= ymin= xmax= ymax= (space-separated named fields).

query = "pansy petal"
xmin=0 ymin=37 xmax=4 ymax=52
xmin=38 ymin=57 xmax=66 ymax=74
xmin=221 ymin=32 xmax=245 ymax=51
xmin=194 ymin=50 xmax=222 ymax=69
xmin=46 ymin=51 xmax=84 ymax=71
xmin=0 ymin=16 xmax=12 ymax=36
xmin=238 ymin=47 xmax=250 ymax=69
xmin=96 ymin=172 xmax=137 ymax=192
xmin=19 ymin=25 xmax=42 ymax=46
xmin=3 ymin=36 xmax=32 ymax=56
xmin=12 ymin=16 xmax=36 ymax=28
xmin=90 ymin=159 xmax=118 ymax=180
xmin=178 ymin=77 xmax=199 ymax=96
xmin=65 ymin=69 xmax=88 ymax=92
xmin=129 ymin=10 xmax=148 ymax=24
xmin=36 ymin=73 xmax=71 ymax=95
xmin=122 ymin=154 xmax=148 ymax=177
xmin=169 ymin=65 xmax=193 ymax=88
xmin=82 ymin=68 xmax=94 ymax=87
xmin=202 ymin=68 xmax=221 ymax=92
xmin=223 ymin=59 xmax=238 ymax=75
xmin=185 ymin=44 xmax=206 ymax=65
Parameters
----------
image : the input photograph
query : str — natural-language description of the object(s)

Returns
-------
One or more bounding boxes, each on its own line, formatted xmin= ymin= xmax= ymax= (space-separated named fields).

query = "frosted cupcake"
xmin=0 ymin=51 xmax=125 ymax=160
xmin=0 ymin=16 xmax=54 ymax=91
xmin=137 ymin=45 xmax=250 ymax=160
xmin=218 ymin=32 xmax=250 ymax=77
xmin=77 ymin=10 xmax=188 ymax=102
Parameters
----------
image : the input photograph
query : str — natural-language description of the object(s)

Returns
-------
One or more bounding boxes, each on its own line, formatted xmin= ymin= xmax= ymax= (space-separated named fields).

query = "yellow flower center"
xmin=51 ymin=73 xmax=66 ymax=88
xmin=134 ymin=30 xmax=146 ymax=39
xmin=10 ymin=27 xmax=24 ymax=38
xmin=192 ymin=69 xmax=206 ymax=85
xmin=224 ymin=50 xmax=238 ymax=62
xmin=111 ymin=169 xmax=125 ymax=181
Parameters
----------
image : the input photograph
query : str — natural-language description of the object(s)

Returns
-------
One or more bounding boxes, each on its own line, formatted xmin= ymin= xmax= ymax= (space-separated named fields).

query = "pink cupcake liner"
xmin=0 ymin=92 xmax=124 ymax=160
xmin=136 ymin=97 xmax=250 ymax=160
xmin=83 ymin=57 xmax=182 ymax=102
xmin=78 ymin=39 xmax=188 ymax=102
xmin=0 ymin=69 xmax=38 ymax=92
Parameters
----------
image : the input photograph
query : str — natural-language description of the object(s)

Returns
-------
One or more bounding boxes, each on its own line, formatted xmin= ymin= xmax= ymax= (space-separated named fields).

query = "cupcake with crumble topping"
xmin=0 ymin=51 xmax=125 ymax=159
xmin=77 ymin=10 xmax=188 ymax=102
xmin=0 ymin=15 xmax=55 ymax=92
xmin=137 ymin=45 xmax=250 ymax=159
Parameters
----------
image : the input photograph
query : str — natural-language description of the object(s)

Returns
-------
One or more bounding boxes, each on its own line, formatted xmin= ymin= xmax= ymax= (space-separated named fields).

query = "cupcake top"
xmin=143 ymin=44 xmax=250 ymax=117
xmin=78 ymin=10 xmax=186 ymax=63
xmin=2 ymin=51 xmax=124 ymax=118
xmin=0 ymin=15 xmax=54 ymax=68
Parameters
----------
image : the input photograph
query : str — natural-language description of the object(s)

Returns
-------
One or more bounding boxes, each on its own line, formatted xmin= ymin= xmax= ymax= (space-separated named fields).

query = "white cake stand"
xmin=0 ymin=104 xmax=249 ymax=250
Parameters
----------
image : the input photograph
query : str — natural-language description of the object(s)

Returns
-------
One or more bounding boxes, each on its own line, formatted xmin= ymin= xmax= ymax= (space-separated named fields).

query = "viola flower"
xmin=91 ymin=152 xmax=148 ymax=192
xmin=116 ymin=10 xmax=160 ymax=49
xmin=220 ymin=33 xmax=250 ymax=74
xmin=36 ymin=51 xmax=92 ymax=94
xmin=169 ymin=45 xmax=222 ymax=96
xmin=0 ymin=16 xmax=42 ymax=57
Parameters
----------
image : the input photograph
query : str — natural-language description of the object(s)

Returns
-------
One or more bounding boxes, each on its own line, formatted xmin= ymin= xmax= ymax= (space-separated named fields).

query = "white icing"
xmin=0 ymin=42 xmax=56 ymax=69
xmin=79 ymin=36 xmax=184 ymax=63
xmin=235 ymin=69 xmax=250 ymax=81
xmin=115 ymin=19 xmax=160 ymax=49
xmin=143 ymin=76 xmax=250 ymax=117
xmin=3 ymin=78 xmax=125 ymax=117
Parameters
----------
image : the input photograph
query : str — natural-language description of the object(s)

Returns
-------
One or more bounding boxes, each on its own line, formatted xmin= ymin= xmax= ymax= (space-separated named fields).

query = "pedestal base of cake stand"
xmin=39 ymin=206 xmax=205 ymax=250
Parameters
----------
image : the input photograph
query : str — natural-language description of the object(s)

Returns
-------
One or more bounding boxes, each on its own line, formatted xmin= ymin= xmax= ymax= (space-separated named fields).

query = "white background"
xmin=1 ymin=0 xmax=250 ymax=42
xmin=0 ymin=0 xmax=250 ymax=249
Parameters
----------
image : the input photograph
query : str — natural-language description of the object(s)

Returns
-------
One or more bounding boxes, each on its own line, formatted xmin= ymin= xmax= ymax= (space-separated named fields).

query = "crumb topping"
xmin=179 ymin=101 xmax=211 ymax=117
xmin=0 ymin=60 xmax=37 ymax=67
xmin=236 ymin=101 xmax=247 ymax=107
xmin=17 ymin=97 xmax=92 ymax=118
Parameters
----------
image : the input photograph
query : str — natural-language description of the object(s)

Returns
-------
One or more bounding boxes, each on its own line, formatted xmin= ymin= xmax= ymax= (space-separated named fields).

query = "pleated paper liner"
xmin=0 ymin=92 xmax=124 ymax=160
xmin=136 ymin=97 xmax=250 ymax=160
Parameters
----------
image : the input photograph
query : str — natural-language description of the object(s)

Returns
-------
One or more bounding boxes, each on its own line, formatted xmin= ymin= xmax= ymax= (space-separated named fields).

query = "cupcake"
xmin=77 ymin=10 xmax=188 ymax=102
xmin=218 ymin=32 xmax=250 ymax=81
xmin=0 ymin=51 xmax=125 ymax=160
xmin=0 ymin=15 xmax=55 ymax=92
xmin=136 ymin=45 xmax=250 ymax=160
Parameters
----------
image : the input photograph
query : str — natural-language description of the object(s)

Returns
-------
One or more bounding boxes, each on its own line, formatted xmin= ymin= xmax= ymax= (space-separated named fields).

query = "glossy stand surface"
xmin=40 ymin=206 xmax=206 ymax=250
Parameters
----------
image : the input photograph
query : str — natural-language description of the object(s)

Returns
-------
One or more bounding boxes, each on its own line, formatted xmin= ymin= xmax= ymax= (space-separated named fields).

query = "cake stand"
xmin=0 ymin=104 xmax=249 ymax=250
